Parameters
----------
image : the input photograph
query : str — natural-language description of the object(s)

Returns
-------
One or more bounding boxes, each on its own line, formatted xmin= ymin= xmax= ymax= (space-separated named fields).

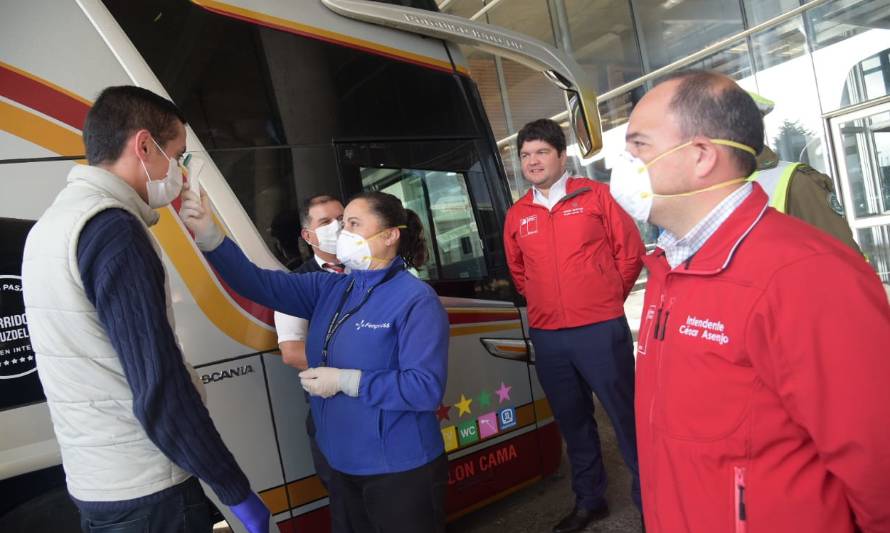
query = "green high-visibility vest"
xmin=748 ymin=161 xmax=800 ymax=213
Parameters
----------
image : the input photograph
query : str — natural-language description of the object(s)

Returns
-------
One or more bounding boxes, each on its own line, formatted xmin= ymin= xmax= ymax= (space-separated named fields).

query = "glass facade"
xmin=564 ymin=0 xmax=642 ymax=93
xmin=631 ymin=0 xmax=746 ymax=72
xmin=441 ymin=0 xmax=890 ymax=268
xmin=743 ymin=0 xmax=803 ymax=26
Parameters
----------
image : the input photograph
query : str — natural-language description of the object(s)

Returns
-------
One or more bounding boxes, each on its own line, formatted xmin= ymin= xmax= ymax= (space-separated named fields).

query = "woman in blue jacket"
xmin=179 ymin=189 xmax=449 ymax=533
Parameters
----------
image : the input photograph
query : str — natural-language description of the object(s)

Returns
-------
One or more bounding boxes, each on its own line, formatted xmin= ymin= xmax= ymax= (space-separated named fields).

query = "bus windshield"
xmin=103 ymin=0 xmax=482 ymax=265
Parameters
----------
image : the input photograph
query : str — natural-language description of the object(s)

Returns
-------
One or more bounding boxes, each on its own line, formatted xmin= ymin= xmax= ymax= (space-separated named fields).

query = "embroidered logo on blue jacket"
xmin=355 ymin=319 xmax=392 ymax=331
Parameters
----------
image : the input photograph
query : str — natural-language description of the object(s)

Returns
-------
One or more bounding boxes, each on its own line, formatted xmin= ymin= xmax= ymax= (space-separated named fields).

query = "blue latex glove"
xmin=229 ymin=492 xmax=271 ymax=533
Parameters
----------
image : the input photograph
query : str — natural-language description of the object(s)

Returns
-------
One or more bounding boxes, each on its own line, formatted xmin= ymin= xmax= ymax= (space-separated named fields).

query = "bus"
xmin=0 ymin=1 xmax=601 ymax=530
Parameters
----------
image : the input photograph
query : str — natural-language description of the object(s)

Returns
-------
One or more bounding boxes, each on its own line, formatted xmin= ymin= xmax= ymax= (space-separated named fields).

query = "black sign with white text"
xmin=0 ymin=218 xmax=44 ymax=411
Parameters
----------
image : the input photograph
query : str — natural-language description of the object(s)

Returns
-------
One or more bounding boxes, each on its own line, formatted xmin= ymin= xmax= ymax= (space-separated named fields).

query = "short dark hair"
xmin=662 ymin=70 xmax=764 ymax=176
xmin=350 ymin=191 xmax=428 ymax=269
xmin=83 ymin=86 xmax=186 ymax=166
xmin=299 ymin=194 xmax=341 ymax=228
xmin=516 ymin=118 xmax=567 ymax=154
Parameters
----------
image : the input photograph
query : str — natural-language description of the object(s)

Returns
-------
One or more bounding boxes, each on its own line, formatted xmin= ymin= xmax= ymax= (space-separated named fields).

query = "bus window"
xmin=361 ymin=168 xmax=488 ymax=281
xmin=201 ymin=145 xmax=338 ymax=268
xmin=337 ymin=139 xmax=514 ymax=302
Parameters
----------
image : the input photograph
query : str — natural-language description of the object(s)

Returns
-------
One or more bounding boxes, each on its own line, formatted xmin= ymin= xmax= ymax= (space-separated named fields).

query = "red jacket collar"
xmin=517 ymin=176 xmax=592 ymax=207
xmin=643 ymin=183 xmax=770 ymax=276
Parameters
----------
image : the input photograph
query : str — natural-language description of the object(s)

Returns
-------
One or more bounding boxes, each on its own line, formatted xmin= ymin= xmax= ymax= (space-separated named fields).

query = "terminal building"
xmin=446 ymin=0 xmax=889 ymax=281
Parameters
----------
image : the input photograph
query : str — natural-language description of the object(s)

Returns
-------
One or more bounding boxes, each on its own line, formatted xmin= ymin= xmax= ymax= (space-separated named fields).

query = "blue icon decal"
xmin=498 ymin=407 xmax=517 ymax=430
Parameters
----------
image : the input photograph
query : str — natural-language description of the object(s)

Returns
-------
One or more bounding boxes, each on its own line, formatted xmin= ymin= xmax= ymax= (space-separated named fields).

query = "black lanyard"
xmin=321 ymin=265 xmax=403 ymax=366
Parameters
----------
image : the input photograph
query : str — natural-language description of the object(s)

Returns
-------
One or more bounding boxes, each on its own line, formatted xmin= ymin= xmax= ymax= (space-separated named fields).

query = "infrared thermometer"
xmin=183 ymin=154 xmax=205 ymax=197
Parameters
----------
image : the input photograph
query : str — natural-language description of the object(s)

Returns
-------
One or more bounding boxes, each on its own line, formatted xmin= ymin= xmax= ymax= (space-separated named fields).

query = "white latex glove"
xmin=300 ymin=367 xmax=361 ymax=399
xmin=178 ymin=182 xmax=224 ymax=251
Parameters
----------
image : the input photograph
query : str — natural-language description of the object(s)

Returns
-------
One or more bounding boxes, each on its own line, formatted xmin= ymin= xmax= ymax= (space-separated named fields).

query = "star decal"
xmin=436 ymin=403 xmax=452 ymax=422
xmin=495 ymin=382 xmax=512 ymax=403
xmin=455 ymin=394 xmax=473 ymax=417
xmin=477 ymin=389 xmax=492 ymax=408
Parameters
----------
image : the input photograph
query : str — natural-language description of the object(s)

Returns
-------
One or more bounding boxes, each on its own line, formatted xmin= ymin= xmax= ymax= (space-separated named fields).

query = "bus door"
xmin=335 ymin=138 xmax=561 ymax=519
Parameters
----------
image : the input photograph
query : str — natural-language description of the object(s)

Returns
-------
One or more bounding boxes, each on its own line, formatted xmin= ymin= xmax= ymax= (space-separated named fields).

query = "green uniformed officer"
xmin=749 ymin=92 xmax=861 ymax=253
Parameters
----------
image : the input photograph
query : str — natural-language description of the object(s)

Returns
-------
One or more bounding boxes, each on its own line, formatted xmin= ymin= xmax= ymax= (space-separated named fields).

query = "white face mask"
xmin=609 ymin=139 xmax=757 ymax=223
xmin=336 ymin=229 xmax=378 ymax=271
xmin=139 ymin=137 xmax=183 ymax=208
xmin=336 ymin=226 xmax=404 ymax=271
xmin=609 ymin=150 xmax=655 ymax=222
xmin=310 ymin=219 xmax=341 ymax=255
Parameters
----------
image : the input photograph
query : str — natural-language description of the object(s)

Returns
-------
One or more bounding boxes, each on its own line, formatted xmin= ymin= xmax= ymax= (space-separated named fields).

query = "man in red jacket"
xmin=504 ymin=119 xmax=645 ymax=533
xmin=611 ymin=70 xmax=890 ymax=533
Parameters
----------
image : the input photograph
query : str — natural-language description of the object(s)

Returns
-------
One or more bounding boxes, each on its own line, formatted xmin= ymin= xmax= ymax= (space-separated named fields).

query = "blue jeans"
xmin=78 ymin=477 xmax=212 ymax=533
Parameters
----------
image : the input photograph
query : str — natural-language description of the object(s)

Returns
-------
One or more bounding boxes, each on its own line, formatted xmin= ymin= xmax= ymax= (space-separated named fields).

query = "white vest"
xmin=22 ymin=165 xmax=190 ymax=502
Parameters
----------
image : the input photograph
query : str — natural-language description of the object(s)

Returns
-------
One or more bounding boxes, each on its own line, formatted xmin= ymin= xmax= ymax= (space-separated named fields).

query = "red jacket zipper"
xmin=546 ymin=209 xmax=566 ymax=327
xmin=735 ymin=466 xmax=747 ymax=533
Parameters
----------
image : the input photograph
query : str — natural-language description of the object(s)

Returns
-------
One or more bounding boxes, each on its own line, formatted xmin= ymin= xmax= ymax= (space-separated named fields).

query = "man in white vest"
xmin=21 ymin=86 xmax=270 ymax=533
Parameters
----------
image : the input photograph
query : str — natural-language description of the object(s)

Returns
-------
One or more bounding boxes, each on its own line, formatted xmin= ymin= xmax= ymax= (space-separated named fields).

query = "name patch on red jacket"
xmin=678 ymin=315 xmax=731 ymax=346
xmin=519 ymin=215 xmax=538 ymax=237
xmin=561 ymin=207 xmax=584 ymax=216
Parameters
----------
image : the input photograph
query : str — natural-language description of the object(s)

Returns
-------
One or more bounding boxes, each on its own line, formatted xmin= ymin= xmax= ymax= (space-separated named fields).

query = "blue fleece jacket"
xmin=206 ymin=238 xmax=448 ymax=475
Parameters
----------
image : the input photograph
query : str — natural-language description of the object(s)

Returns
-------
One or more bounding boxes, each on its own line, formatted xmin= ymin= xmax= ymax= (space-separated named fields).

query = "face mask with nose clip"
xmin=335 ymin=226 xmax=407 ymax=271
xmin=609 ymin=138 xmax=757 ymax=222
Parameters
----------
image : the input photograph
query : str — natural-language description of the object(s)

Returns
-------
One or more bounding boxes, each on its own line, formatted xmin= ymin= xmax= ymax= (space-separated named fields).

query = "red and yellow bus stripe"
xmin=447 ymin=307 xmax=522 ymax=336
xmin=0 ymin=60 xmax=90 ymax=130
xmin=191 ymin=0 xmax=470 ymax=75
xmin=0 ymin=99 xmax=84 ymax=158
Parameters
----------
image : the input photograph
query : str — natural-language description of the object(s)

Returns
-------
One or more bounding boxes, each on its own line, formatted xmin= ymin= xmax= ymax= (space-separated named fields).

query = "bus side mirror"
xmin=544 ymin=70 xmax=602 ymax=158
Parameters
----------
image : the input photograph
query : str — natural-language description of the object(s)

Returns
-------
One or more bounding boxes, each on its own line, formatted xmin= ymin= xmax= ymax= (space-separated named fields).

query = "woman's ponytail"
xmin=399 ymin=209 xmax=427 ymax=269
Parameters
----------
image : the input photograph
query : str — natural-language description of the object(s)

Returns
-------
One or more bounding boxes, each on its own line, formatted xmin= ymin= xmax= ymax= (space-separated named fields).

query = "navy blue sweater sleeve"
xmin=359 ymin=287 xmax=449 ymax=411
xmin=77 ymin=209 xmax=250 ymax=506
xmin=205 ymin=237 xmax=330 ymax=319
